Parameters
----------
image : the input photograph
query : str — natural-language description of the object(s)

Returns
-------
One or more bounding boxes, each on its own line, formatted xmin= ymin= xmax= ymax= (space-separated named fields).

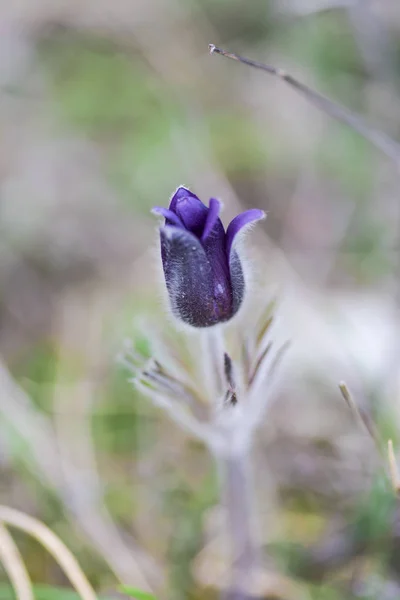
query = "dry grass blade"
xmin=256 ymin=315 xmax=274 ymax=349
xmin=0 ymin=358 xmax=159 ymax=590
xmin=209 ymin=44 xmax=400 ymax=167
xmin=0 ymin=522 xmax=34 ymax=600
xmin=268 ymin=341 xmax=291 ymax=379
xmin=248 ymin=342 xmax=273 ymax=387
xmin=338 ymin=382 xmax=379 ymax=445
xmin=0 ymin=506 xmax=97 ymax=600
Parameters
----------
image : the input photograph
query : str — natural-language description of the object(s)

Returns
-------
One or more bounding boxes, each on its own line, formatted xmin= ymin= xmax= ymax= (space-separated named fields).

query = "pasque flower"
xmin=153 ymin=187 xmax=265 ymax=328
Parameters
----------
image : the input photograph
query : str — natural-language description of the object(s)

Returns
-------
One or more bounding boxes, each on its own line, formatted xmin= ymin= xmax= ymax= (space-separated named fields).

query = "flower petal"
xmin=156 ymin=189 xmax=262 ymax=328
xmin=152 ymin=207 xmax=184 ymax=228
xmin=160 ymin=226 xmax=217 ymax=327
xmin=169 ymin=186 xmax=200 ymax=212
xmin=226 ymin=209 xmax=266 ymax=258
xmin=201 ymin=198 xmax=223 ymax=242
xmin=201 ymin=219 xmax=231 ymax=321
xmin=229 ymin=249 xmax=245 ymax=314
xmin=200 ymin=199 xmax=231 ymax=317
xmin=174 ymin=195 xmax=208 ymax=236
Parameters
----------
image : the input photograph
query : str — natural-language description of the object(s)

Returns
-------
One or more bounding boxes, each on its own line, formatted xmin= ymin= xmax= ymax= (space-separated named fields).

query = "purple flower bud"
xmin=153 ymin=186 xmax=265 ymax=328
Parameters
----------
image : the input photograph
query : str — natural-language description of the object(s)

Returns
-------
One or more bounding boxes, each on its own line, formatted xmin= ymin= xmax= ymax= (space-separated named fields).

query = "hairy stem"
xmin=217 ymin=449 xmax=260 ymax=600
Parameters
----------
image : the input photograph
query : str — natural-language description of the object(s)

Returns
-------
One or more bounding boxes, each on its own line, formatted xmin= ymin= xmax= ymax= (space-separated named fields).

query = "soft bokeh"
xmin=1 ymin=1 xmax=400 ymax=599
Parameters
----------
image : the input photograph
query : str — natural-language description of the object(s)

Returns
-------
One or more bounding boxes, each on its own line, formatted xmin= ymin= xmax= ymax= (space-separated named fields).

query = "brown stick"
xmin=209 ymin=44 xmax=400 ymax=168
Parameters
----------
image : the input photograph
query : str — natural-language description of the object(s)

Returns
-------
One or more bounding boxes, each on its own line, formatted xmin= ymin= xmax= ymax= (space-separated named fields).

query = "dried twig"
xmin=209 ymin=44 xmax=400 ymax=167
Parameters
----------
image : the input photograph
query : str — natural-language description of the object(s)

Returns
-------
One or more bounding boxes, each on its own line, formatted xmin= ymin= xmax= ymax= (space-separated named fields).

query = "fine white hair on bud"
xmin=152 ymin=186 xmax=265 ymax=328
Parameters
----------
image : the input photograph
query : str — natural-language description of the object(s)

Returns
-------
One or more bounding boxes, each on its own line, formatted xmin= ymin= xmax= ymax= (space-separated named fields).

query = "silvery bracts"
xmin=122 ymin=296 xmax=288 ymax=596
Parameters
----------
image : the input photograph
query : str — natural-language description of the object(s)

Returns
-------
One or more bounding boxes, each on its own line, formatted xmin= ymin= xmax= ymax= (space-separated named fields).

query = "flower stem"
xmin=217 ymin=449 xmax=260 ymax=599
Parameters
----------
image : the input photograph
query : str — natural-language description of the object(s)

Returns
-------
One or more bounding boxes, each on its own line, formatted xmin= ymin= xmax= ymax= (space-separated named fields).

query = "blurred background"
xmin=1 ymin=0 xmax=400 ymax=598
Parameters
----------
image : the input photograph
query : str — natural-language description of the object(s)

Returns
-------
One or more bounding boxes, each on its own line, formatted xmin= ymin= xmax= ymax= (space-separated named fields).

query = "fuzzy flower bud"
xmin=152 ymin=186 xmax=265 ymax=328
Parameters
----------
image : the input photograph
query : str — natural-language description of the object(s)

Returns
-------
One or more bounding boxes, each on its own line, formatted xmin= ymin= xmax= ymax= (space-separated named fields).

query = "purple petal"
xmin=169 ymin=186 xmax=200 ymax=212
xmin=226 ymin=209 xmax=265 ymax=257
xmin=160 ymin=226 xmax=217 ymax=327
xmin=174 ymin=194 xmax=208 ymax=237
xmin=152 ymin=207 xmax=185 ymax=228
xmin=229 ymin=250 xmax=245 ymax=314
xmin=201 ymin=198 xmax=223 ymax=242
xmin=201 ymin=204 xmax=231 ymax=316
